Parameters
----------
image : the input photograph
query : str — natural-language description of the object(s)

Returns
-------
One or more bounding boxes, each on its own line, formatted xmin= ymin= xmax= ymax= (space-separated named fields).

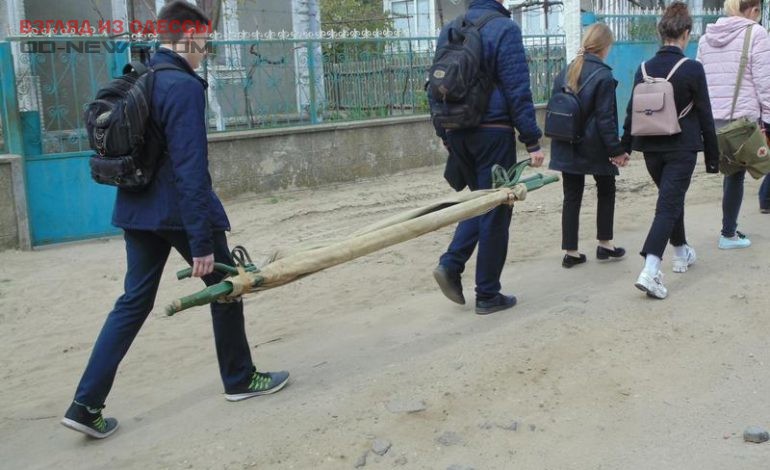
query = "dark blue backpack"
xmin=544 ymin=67 xmax=603 ymax=144
xmin=428 ymin=11 xmax=503 ymax=131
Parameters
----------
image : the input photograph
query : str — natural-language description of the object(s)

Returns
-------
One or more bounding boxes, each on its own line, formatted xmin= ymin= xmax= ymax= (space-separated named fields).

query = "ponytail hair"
xmin=566 ymin=23 xmax=614 ymax=92
xmin=658 ymin=2 xmax=692 ymax=42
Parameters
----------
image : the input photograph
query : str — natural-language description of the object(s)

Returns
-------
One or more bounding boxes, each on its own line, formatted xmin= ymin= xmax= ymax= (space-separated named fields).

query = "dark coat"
xmin=433 ymin=0 xmax=542 ymax=148
xmin=548 ymin=54 xmax=623 ymax=176
xmin=621 ymin=46 xmax=720 ymax=172
xmin=112 ymin=48 xmax=230 ymax=257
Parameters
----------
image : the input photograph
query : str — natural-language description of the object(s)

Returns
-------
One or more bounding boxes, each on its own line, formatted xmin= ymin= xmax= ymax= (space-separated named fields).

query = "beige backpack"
xmin=630 ymin=58 xmax=693 ymax=136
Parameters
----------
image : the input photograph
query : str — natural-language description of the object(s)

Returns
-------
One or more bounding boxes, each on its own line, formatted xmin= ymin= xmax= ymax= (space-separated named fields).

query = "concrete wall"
xmin=206 ymin=108 xmax=547 ymax=199
xmin=207 ymin=115 xmax=446 ymax=199
xmin=0 ymin=155 xmax=30 ymax=251
xmin=0 ymin=0 xmax=8 ymax=39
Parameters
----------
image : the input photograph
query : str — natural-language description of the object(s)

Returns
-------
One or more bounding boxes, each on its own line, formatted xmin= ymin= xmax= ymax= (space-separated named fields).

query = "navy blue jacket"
xmin=434 ymin=0 xmax=542 ymax=148
xmin=112 ymin=48 xmax=230 ymax=257
xmin=621 ymin=46 xmax=720 ymax=172
xmin=549 ymin=54 xmax=623 ymax=176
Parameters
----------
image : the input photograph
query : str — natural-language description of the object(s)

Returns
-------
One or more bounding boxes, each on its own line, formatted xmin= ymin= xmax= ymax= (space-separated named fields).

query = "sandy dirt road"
xmin=1 ymin=155 xmax=770 ymax=469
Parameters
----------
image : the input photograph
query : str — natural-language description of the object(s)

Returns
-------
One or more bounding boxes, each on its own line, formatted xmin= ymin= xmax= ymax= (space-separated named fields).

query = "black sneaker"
xmin=433 ymin=264 xmax=465 ymax=305
xmin=596 ymin=246 xmax=626 ymax=260
xmin=475 ymin=293 xmax=517 ymax=315
xmin=225 ymin=370 xmax=290 ymax=402
xmin=61 ymin=401 xmax=119 ymax=439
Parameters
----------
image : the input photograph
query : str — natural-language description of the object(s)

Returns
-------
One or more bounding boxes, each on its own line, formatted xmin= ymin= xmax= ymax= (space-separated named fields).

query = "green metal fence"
xmin=203 ymin=34 xmax=565 ymax=132
xmin=3 ymin=33 xmax=565 ymax=150
xmin=596 ymin=7 xmax=722 ymax=43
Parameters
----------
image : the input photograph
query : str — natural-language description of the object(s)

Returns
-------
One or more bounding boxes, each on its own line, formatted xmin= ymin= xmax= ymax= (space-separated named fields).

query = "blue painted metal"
xmin=0 ymin=40 xmax=120 ymax=246
xmin=607 ymin=41 xmax=700 ymax=131
xmin=581 ymin=12 xmax=597 ymax=27
xmin=25 ymin=151 xmax=118 ymax=245
xmin=0 ymin=42 xmax=24 ymax=155
xmin=20 ymin=111 xmax=42 ymax=156
xmin=110 ymin=40 xmax=130 ymax=78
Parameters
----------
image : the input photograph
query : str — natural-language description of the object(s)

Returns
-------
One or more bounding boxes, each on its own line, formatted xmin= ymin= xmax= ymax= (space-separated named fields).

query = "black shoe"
xmin=433 ymin=265 xmax=465 ymax=305
xmin=562 ymin=253 xmax=587 ymax=268
xmin=225 ymin=370 xmax=290 ymax=402
xmin=596 ymin=246 xmax=626 ymax=260
xmin=61 ymin=401 xmax=119 ymax=439
xmin=475 ymin=293 xmax=517 ymax=315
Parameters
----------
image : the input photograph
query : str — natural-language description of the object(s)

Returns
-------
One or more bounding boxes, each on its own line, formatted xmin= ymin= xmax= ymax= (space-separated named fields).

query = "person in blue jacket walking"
xmin=61 ymin=1 xmax=289 ymax=439
xmin=431 ymin=0 xmax=545 ymax=315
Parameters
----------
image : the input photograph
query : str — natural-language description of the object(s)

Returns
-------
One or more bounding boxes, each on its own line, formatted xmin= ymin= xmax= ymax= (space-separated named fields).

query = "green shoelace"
xmin=92 ymin=414 xmax=108 ymax=432
xmin=248 ymin=372 xmax=273 ymax=391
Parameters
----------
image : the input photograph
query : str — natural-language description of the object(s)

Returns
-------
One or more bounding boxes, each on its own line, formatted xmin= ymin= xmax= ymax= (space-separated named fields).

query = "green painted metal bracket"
xmin=176 ymin=262 xmax=259 ymax=280
xmin=491 ymin=159 xmax=532 ymax=189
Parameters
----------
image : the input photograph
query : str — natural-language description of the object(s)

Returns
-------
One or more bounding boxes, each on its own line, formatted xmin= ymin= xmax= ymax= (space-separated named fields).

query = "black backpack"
xmin=427 ymin=11 xmax=503 ymax=131
xmin=544 ymin=67 xmax=604 ymax=144
xmin=85 ymin=60 xmax=184 ymax=191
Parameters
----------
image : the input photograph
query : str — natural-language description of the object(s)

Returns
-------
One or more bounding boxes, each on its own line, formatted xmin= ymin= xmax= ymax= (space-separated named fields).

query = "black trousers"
xmin=561 ymin=172 xmax=616 ymax=251
xmin=641 ymin=151 xmax=696 ymax=258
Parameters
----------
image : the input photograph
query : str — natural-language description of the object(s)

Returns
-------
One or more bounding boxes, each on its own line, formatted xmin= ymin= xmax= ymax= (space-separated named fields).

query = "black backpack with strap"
xmin=428 ymin=11 xmax=503 ymax=131
xmin=85 ymin=60 xmax=184 ymax=191
xmin=544 ymin=67 xmax=604 ymax=144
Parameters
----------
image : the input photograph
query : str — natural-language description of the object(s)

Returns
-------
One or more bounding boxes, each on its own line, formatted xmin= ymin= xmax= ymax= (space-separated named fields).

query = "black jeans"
xmin=641 ymin=151 xmax=697 ymax=258
xmin=561 ymin=172 xmax=616 ymax=251
xmin=74 ymin=229 xmax=255 ymax=407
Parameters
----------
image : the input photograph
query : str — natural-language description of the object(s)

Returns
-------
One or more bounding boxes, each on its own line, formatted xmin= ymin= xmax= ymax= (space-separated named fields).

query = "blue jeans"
xmin=74 ymin=230 xmax=255 ymax=407
xmin=759 ymin=175 xmax=770 ymax=211
xmin=641 ymin=151 xmax=696 ymax=259
xmin=439 ymin=128 xmax=516 ymax=301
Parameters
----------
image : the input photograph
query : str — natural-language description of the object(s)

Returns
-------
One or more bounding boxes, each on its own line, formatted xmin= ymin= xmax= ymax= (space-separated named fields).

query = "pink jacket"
xmin=697 ymin=16 xmax=770 ymax=122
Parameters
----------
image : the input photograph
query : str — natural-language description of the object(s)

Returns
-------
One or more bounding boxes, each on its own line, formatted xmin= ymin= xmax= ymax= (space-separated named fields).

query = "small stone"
xmin=529 ymin=424 xmax=537 ymax=432
xmin=436 ymin=431 xmax=464 ymax=446
xmin=371 ymin=438 xmax=391 ymax=456
xmin=394 ymin=456 xmax=408 ymax=466
xmin=497 ymin=421 xmax=518 ymax=432
xmin=354 ymin=451 xmax=368 ymax=468
xmin=447 ymin=465 xmax=475 ymax=470
xmin=743 ymin=426 xmax=769 ymax=443
xmin=479 ymin=421 xmax=494 ymax=430
xmin=386 ymin=399 xmax=426 ymax=414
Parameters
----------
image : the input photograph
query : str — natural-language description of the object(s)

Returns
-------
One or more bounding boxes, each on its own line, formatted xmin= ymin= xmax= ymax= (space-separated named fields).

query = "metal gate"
xmin=0 ymin=38 xmax=127 ymax=245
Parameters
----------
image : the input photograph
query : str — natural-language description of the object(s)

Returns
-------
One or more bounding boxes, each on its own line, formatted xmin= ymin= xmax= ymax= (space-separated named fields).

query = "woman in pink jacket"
xmin=697 ymin=0 xmax=770 ymax=249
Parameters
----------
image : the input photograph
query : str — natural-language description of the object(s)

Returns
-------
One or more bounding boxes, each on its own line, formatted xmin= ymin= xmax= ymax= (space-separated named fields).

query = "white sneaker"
xmin=718 ymin=232 xmax=751 ymax=250
xmin=635 ymin=270 xmax=668 ymax=299
xmin=672 ymin=245 xmax=696 ymax=273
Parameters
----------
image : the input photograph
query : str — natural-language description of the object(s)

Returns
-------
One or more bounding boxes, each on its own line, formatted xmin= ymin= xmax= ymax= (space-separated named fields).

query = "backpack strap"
xmin=575 ymin=67 xmax=605 ymax=94
xmin=641 ymin=61 xmax=650 ymax=82
xmin=666 ymin=58 xmax=694 ymax=120
xmin=729 ymin=24 xmax=754 ymax=120
xmin=665 ymin=57 xmax=689 ymax=81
